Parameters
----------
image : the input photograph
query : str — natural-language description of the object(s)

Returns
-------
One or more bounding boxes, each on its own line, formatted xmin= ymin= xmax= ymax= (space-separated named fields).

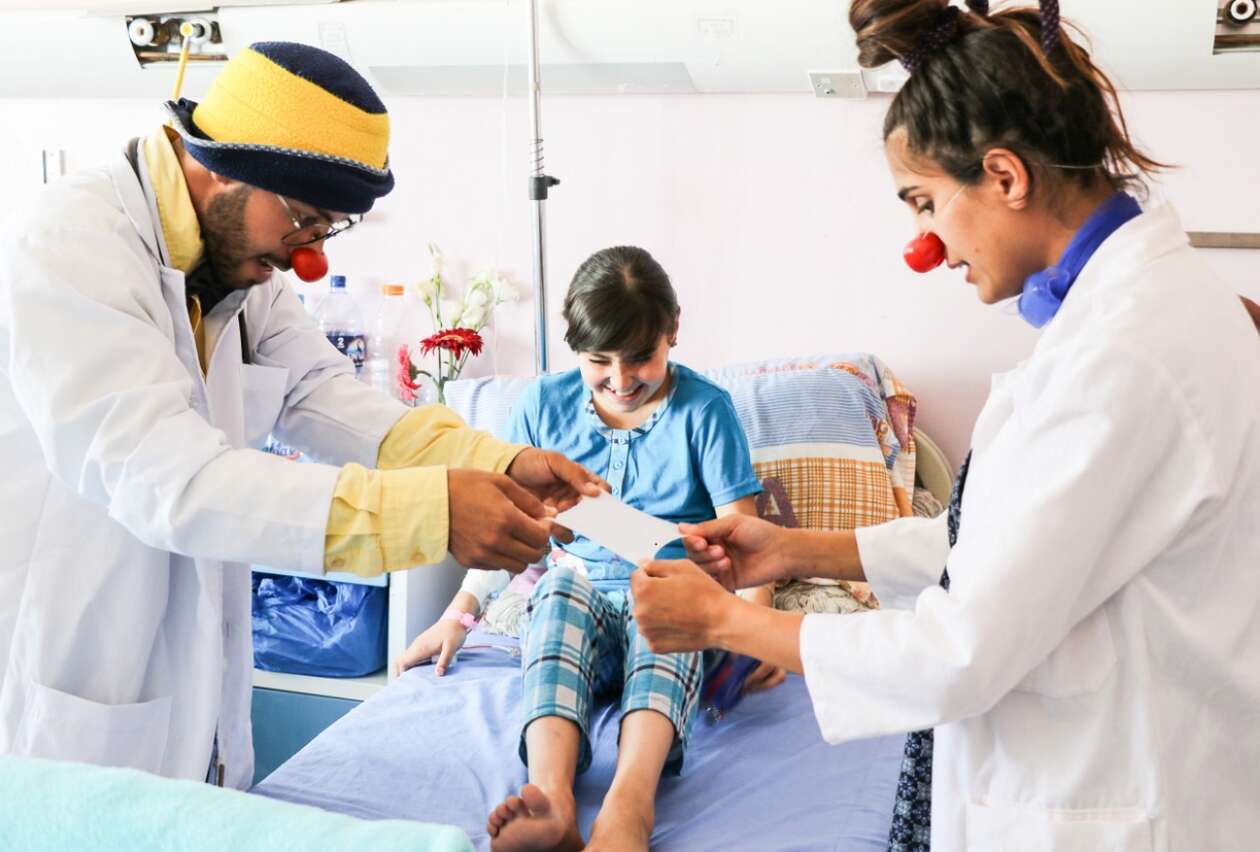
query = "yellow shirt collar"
xmin=143 ymin=126 xmax=204 ymax=274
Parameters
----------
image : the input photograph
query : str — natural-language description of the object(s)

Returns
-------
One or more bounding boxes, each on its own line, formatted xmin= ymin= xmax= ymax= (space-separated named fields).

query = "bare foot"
xmin=584 ymin=790 xmax=653 ymax=852
xmin=488 ymin=783 xmax=584 ymax=852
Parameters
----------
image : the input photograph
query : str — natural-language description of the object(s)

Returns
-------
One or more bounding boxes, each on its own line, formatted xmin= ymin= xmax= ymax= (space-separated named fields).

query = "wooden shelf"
xmin=1188 ymin=231 xmax=1260 ymax=250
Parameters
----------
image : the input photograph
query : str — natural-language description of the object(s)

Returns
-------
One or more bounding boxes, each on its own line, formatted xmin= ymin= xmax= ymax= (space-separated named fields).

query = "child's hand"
xmin=742 ymin=660 xmax=787 ymax=694
xmin=738 ymin=585 xmax=787 ymax=693
xmin=395 ymin=619 xmax=469 ymax=677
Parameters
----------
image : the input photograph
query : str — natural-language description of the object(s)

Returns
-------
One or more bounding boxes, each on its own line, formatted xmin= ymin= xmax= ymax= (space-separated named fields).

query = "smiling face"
xmin=885 ymin=129 xmax=1057 ymax=305
xmin=199 ymin=181 xmax=342 ymax=290
xmin=577 ymin=332 xmax=673 ymax=417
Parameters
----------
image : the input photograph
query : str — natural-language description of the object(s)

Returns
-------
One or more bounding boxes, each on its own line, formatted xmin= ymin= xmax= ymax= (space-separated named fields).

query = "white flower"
xmin=492 ymin=274 xmax=519 ymax=304
xmin=415 ymin=244 xmax=445 ymax=306
xmin=439 ymin=299 xmax=461 ymax=327
xmin=465 ymin=287 xmax=490 ymax=309
xmin=460 ymin=301 xmax=489 ymax=329
xmin=465 ymin=272 xmax=495 ymax=302
xmin=415 ymin=274 xmax=440 ymax=305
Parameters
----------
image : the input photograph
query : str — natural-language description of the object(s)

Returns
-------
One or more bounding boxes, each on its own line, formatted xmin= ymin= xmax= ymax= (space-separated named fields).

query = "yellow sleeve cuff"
xmin=324 ymin=464 xmax=450 ymax=577
xmin=377 ymin=405 xmax=525 ymax=475
xmin=325 ymin=406 xmax=528 ymax=577
xmin=380 ymin=465 xmax=449 ymax=571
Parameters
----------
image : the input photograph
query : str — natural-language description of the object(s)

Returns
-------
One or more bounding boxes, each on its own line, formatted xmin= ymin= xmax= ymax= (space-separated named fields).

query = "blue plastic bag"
xmin=252 ymin=573 xmax=387 ymax=677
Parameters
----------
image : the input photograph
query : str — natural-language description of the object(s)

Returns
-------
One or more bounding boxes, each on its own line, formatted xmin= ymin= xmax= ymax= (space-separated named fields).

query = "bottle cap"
xmin=381 ymin=284 xmax=405 ymax=297
xmin=330 ymin=275 xmax=347 ymax=289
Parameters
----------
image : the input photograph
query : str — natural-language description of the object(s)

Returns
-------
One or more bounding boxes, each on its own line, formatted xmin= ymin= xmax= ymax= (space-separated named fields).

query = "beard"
xmin=201 ymin=184 xmax=266 ymax=290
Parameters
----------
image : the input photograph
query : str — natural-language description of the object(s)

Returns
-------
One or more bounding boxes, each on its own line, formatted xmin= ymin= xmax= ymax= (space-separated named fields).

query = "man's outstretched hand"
xmin=506 ymin=448 xmax=607 ymax=513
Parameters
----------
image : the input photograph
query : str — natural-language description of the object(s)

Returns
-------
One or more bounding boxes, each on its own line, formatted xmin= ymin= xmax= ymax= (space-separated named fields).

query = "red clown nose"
xmin=903 ymin=232 xmax=946 ymax=273
xmin=290 ymin=247 xmax=329 ymax=282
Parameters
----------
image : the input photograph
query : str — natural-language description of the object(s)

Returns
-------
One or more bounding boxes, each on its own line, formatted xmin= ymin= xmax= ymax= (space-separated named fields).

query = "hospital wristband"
xmin=442 ymin=608 xmax=478 ymax=632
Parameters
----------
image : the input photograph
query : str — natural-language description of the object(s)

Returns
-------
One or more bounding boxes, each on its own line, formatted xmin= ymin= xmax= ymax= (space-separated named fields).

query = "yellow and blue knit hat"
xmin=163 ymin=41 xmax=393 ymax=214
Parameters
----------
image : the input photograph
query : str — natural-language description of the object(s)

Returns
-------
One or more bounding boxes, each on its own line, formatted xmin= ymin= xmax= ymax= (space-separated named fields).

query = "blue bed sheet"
xmin=253 ymin=632 xmax=903 ymax=851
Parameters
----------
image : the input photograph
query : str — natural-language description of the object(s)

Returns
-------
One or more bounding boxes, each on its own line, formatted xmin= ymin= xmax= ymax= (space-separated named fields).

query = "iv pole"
xmin=527 ymin=0 xmax=559 ymax=375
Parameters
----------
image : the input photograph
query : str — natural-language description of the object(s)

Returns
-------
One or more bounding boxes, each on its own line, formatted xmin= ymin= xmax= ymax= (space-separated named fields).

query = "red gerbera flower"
xmin=420 ymin=327 xmax=484 ymax=361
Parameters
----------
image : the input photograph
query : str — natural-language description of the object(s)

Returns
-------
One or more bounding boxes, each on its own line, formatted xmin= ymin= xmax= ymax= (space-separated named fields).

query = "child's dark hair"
xmin=849 ymin=0 xmax=1168 ymax=201
xmin=563 ymin=246 xmax=680 ymax=355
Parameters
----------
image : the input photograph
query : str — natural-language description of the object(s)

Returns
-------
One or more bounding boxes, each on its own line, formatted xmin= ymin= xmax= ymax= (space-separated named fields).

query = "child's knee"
xmin=525 ymin=565 xmax=596 ymax=626
xmin=531 ymin=564 xmax=593 ymax=601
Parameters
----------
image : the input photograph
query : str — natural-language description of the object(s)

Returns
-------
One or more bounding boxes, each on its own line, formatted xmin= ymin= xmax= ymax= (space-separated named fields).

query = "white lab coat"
xmin=0 ymin=147 xmax=410 ymax=788
xmin=800 ymin=203 xmax=1260 ymax=849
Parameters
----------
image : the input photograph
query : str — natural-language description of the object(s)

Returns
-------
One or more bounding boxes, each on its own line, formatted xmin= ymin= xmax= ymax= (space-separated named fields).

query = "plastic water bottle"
xmin=315 ymin=275 xmax=366 ymax=378
xmin=368 ymin=283 xmax=406 ymax=398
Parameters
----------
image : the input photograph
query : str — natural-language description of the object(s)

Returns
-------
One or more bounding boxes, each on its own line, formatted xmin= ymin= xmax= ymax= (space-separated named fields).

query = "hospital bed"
xmin=254 ymin=631 xmax=906 ymax=850
xmin=253 ymin=356 xmax=954 ymax=851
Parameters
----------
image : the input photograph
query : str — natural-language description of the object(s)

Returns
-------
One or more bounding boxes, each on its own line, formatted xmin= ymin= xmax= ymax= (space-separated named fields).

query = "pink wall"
xmin=4 ymin=90 xmax=1257 ymax=463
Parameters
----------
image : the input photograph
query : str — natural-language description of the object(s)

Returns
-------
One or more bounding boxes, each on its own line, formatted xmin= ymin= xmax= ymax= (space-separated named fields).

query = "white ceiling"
xmin=0 ymin=0 xmax=1255 ymax=99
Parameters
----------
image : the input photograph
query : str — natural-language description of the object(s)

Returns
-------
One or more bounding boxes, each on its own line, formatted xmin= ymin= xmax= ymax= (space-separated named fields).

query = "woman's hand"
xmin=631 ymin=559 xmax=736 ymax=653
xmin=634 ymin=559 xmax=806 ymax=673
xmin=679 ymin=514 xmax=793 ymax=590
xmin=395 ymin=618 xmax=469 ymax=677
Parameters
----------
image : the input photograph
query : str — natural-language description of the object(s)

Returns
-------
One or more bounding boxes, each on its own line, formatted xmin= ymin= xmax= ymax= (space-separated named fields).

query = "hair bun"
xmin=849 ymin=0 xmax=952 ymax=69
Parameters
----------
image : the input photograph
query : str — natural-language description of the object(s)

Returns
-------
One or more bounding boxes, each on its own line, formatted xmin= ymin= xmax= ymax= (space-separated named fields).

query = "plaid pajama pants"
xmin=518 ymin=563 xmax=704 ymax=776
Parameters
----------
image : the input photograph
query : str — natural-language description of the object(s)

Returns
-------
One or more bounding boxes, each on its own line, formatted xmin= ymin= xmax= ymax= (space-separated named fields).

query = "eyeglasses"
xmin=274 ymin=193 xmax=362 ymax=247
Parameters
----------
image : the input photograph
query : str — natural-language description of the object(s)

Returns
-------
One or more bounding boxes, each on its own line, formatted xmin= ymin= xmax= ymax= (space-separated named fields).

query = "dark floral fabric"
xmin=888 ymin=452 xmax=971 ymax=852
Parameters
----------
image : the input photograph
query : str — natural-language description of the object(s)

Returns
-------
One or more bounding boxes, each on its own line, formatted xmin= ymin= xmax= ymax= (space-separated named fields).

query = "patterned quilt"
xmin=704 ymin=354 xmax=918 ymax=607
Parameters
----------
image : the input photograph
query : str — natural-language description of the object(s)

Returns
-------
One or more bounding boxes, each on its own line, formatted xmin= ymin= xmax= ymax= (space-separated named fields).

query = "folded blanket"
xmin=0 ymin=755 xmax=473 ymax=852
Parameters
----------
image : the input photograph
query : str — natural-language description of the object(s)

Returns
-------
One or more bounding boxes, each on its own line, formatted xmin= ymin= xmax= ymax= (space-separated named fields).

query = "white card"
xmin=554 ymin=492 xmax=682 ymax=564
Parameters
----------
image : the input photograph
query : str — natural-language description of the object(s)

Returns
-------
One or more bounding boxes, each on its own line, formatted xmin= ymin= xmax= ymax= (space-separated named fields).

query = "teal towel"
xmin=0 ymin=756 xmax=472 ymax=851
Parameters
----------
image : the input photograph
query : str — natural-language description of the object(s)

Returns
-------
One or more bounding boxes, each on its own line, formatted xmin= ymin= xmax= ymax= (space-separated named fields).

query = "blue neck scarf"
xmin=1019 ymin=192 xmax=1142 ymax=328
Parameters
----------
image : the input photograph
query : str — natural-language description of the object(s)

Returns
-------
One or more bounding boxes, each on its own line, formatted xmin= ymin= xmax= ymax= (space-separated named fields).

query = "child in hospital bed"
xmin=397 ymin=245 xmax=782 ymax=851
